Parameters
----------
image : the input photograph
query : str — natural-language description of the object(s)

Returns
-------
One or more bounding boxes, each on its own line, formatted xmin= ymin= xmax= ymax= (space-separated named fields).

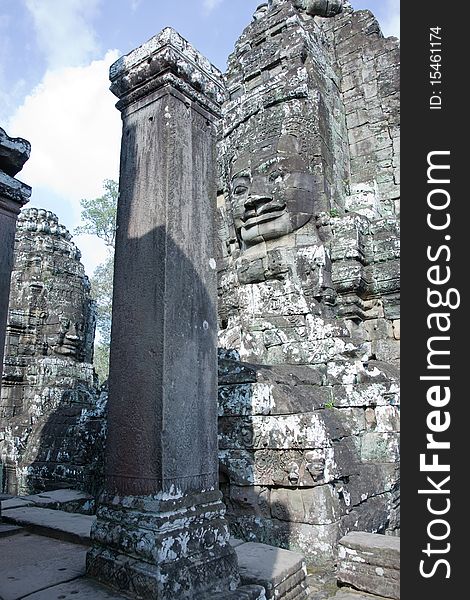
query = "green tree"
xmin=75 ymin=179 xmax=118 ymax=383
xmin=75 ymin=179 xmax=118 ymax=249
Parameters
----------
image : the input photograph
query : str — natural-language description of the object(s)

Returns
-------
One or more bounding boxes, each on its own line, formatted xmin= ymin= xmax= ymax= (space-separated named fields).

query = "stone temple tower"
xmin=216 ymin=0 xmax=400 ymax=564
xmin=0 ymin=208 xmax=104 ymax=496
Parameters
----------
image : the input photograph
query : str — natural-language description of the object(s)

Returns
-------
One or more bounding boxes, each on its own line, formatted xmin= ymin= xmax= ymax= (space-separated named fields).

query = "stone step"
xmin=337 ymin=533 xmax=400 ymax=600
xmin=1 ymin=489 xmax=94 ymax=514
xmin=1 ymin=506 xmax=95 ymax=546
xmin=235 ymin=542 xmax=308 ymax=600
xmin=0 ymin=523 xmax=23 ymax=538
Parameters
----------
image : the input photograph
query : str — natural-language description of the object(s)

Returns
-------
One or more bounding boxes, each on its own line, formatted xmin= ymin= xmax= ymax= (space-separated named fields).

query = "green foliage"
xmin=324 ymin=401 xmax=335 ymax=410
xmin=329 ymin=208 xmax=340 ymax=218
xmin=93 ymin=342 xmax=111 ymax=385
xmin=91 ymin=255 xmax=114 ymax=346
xmin=75 ymin=179 xmax=118 ymax=383
xmin=75 ymin=179 xmax=118 ymax=249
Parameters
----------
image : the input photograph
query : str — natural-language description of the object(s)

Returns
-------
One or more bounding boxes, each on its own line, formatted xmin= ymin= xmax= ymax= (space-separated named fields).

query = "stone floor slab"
xmin=1 ymin=507 xmax=95 ymax=545
xmin=1 ymin=497 xmax=34 ymax=510
xmin=23 ymin=489 xmax=94 ymax=512
xmin=0 ymin=532 xmax=87 ymax=600
xmin=18 ymin=577 xmax=131 ymax=599
xmin=201 ymin=585 xmax=267 ymax=600
xmin=333 ymin=592 xmax=386 ymax=600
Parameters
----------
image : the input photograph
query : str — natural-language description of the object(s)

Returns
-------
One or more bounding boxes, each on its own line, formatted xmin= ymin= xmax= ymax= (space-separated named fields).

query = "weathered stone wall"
xmin=216 ymin=0 xmax=400 ymax=565
xmin=218 ymin=354 xmax=399 ymax=565
xmin=319 ymin=5 xmax=400 ymax=218
xmin=0 ymin=209 xmax=106 ymax=496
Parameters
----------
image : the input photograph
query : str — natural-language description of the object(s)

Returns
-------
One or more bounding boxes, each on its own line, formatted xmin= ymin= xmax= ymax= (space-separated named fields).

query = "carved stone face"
xmin=47 ymin=316 xmax=87 ymax=359
xmin=5 ymin=210 xmax=95 ymax=365
xmin=230 ymin=143 xmax=315 ymax=250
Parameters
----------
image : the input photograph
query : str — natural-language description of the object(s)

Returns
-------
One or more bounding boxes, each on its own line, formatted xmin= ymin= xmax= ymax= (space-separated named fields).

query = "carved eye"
xmin=269 ymin=170 xmax=284 ymax=183
xmin=233 ymin=185 xmax=248 ymax=195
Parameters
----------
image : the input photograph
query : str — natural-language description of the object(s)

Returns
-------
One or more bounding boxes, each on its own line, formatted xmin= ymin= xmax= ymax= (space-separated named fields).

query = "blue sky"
xmin=1 ymin=0 xmax=399 ymax=276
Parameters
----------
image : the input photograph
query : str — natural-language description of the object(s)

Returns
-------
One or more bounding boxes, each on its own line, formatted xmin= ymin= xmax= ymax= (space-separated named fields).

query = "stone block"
xmin=1 ymin=506 xmax=94 ymax=545
xmin=361 ymin=433 xmax=399 ymax=463
xmin=23 ymin=489 xmax=94 ymax=514
xmin=363 ymin=319 xmax=394 ymax=342
xmin=0 ymin=127 xmax=31 ymax=177
xmin=372 ymin=339 xmax=400 ymax=364
xmin=1 ymin=497 xmax=34 ymax=511
xmin=229 ymin=517 xmax=340 ymax=566
xmin=337 ymin=532 xmax=400 ymax=599
xmin=235 ymin=542 xmax=308 ymax=599
xmin=270 ymin=485 xmax=340 ymax=525
xmin=219 ymin=409 xmax=366 ymax=451
xmin=392 ymin=320 xmax=400 ymax=340
xmin=219 ymin=446 xmax=336 ymax=487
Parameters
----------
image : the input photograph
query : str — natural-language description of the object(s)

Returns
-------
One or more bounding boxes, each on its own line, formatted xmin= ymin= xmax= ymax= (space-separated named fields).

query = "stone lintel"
xmin=0 ymin=172 xmax=32 ymax=216
xmin=110 ymin=27 xmax=226 ymax=115
xmin=0 ymin=127 xmax=31 ymax=177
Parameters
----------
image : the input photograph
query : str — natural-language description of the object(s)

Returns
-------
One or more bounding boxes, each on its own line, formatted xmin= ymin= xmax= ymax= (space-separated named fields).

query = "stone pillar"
xmin=0 ymin=128 xmax=31 ymax=390
xmin=86 ymin=28 xmax=239 ymax=598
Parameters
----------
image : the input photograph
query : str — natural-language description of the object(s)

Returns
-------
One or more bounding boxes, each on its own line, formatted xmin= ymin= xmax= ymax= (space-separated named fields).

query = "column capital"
xmin=0 ymin=172 xmax=32 ymax=215
xmin=0 ymin=127 xmax=32 ymax=216
xmin=109 ymin=27 xmax=226 ymax=115
xmin=0 ymin=127 xmax=31 ymax=177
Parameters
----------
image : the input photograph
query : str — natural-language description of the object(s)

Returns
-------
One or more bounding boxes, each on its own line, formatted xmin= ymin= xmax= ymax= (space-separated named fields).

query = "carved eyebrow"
xmin=258 ymin=158 xmax=279 ymax=171
xmin=231 ymin=170 xmax=250 ymax=180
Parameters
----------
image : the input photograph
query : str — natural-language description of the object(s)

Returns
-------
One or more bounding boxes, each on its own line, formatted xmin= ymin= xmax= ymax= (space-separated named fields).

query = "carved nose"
xmin=65 ymin=323 xmax=80 ymax=341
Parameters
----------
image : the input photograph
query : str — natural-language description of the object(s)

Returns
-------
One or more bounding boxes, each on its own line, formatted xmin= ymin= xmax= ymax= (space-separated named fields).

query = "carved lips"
xmin=241 ymin=202 xmax=287 ymax=228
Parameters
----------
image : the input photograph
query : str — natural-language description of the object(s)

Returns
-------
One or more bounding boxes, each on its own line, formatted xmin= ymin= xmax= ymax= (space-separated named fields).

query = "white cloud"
xmin=203 ymin=0 xmax=223 ymax=15
xmin=0 ymin=15 xmax=22 ymax=122
xmin=25 ymin=0 xmax=101 ymax=69
xmin=130 ymin=0 xmax=142 ymax=11
xmin=381 ymin=0 xmax=400 ymax=38
xmin=74 ymin=234 xmax=109 ymax=276
xmin=8 ymin=50 xmax=122 ymax=229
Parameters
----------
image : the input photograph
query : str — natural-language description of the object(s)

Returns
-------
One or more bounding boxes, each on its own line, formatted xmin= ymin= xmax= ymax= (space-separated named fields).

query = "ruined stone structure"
xmin=0 ymin=209 xmax=105 ymax=497
xmin=0 ymin=0 xmax=400 ymax=589
xmin=216 ymin=1 xmax=400 ymax=564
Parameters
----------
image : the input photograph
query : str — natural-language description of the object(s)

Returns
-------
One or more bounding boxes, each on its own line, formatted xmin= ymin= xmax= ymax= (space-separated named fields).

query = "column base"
xmin=86 ymin=489 xmax=240 ymax=599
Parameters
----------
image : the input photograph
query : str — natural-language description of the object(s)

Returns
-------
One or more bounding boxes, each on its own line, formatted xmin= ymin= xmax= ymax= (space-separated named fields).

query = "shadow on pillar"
xmin=86 ymin=222 xmax=240 ymax=598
